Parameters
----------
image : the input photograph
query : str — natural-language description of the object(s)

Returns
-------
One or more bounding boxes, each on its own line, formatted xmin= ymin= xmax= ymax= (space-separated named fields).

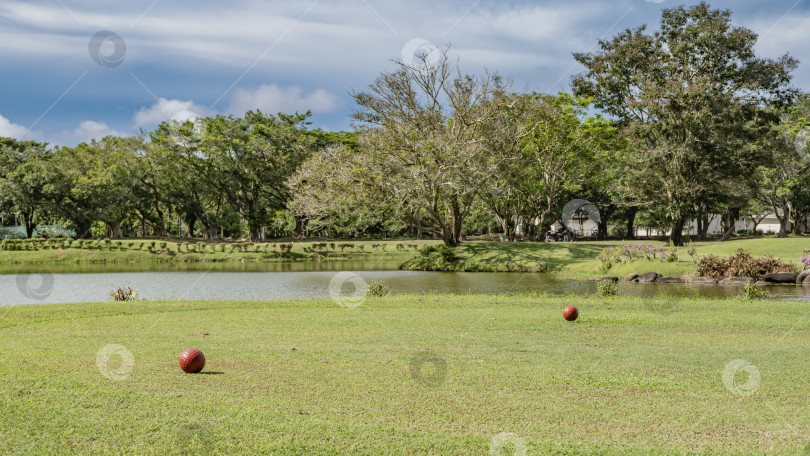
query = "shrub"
xmin=406 ymin=245 xmax=465 ymax=271
xmin=109 ymin=286 xmax=138 ymax=301
xmin=36 ymin=228 xmax=62 ymax=239
xmin=597 ymin=280 xmax=619 ymax=297
xmin=697 ymin=248 xmax=797 ymax=280
xmin=742 ymin=283 xmax=768 ymax=300
xmin=365 ymin=280 xmax=391 ymax=297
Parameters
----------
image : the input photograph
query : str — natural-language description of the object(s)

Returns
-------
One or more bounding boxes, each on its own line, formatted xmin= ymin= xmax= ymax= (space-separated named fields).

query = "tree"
xmin=573 ymin=1 xmax=798 ymax=245
xmin=349 ymin=48 xmax=506 ymax=246
xmin=0 ymin=138 xmax=58 ymax=237
xmin=477 ymin=93 xmax=619 ymax=241
xmin=53 ymin=137 xmax=145 ymax=238
xmin=755 ymin=94 xmax=810 ymax=237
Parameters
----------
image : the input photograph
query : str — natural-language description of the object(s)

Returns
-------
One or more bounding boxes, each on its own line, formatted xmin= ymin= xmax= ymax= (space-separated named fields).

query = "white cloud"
xmin=133 ymin=98 xmax=212 ymax=128
xmin=227 ymin=84 xmax=340 ymax=116
xmin=0 ymin=114 xmax=30 ymax=140
xmin=52 ymin=120 xmax=127 ymax=146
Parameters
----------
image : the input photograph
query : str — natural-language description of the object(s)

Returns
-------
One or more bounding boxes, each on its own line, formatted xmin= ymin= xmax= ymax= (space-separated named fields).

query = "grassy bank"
xmin=402 ymin=237 xmax=810 ymax=277
xmin=1 ymin=237 xmax=808 ymax=278
xmin=2 ymin=295 xmax=809 ymax=455
xmin=0 ymin=239 xmax=432 ymax=266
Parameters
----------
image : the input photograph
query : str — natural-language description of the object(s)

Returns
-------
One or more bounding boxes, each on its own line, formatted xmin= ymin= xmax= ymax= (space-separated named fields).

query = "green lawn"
xmin=0 ymin=239 xmax=432 ymax=266
xmin=2 ymin=295 xmax=809 ymax=455
xmin=2 ymin=237 xmax=809 ymax=279
xmin=407 ymin=237 xmax=810 ymax=277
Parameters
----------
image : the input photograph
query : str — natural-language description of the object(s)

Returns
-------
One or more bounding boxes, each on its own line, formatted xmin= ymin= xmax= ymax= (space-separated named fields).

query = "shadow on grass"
xmin=459 ymin=241 xmax=617 ymax=269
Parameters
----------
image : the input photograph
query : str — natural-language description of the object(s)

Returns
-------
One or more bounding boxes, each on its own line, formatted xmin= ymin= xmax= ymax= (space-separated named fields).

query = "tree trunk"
xmin=720 ymin=208 xmax=739 ymax=241
xmin=109 ymin=222 xmax=123 ymax=238
xmin=596 ymin=204 xmax=615 ymax=241
xmin=294 ymin=216 xmax=308 ymax=238
xmin=187 ymin=213 xmax=197 ymax=238
xmin=23 ymin=212 xmax=35 ymax=238
xmin=669 ymin=216 xmax=687 ymax=246
xmin=625 ymin=207 xmax=637 ymax=240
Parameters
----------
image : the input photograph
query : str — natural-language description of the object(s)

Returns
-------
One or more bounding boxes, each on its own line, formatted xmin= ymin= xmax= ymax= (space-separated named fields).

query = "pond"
xmin=2 ymin=263 xmax=810 ymax=306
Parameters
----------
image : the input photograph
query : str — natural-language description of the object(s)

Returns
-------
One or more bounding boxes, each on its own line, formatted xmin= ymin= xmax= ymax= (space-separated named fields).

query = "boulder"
xmin=755 ymin=281 xmax=772 ymax=286
xmin=623 ymin=273 xmax=639 ymax=282
xmin=657 ymin=276 xmax=686 ymax=284
xmin=688 ymin=277 xmax=718 ymax=284
xmin=637 ymin=272 xmax=660 ymax=283
xmin=718 ymin=277 xmax=755 ymax=285
xmin=803 ymin=275 xmax=810 ymax=285
xmin=796 ymin=270 xmax=810 ymax=284
xmin=762 ymin=272 xmax=799 ymax=284
xmin=600 ymin=276 xmax=619 ymax=283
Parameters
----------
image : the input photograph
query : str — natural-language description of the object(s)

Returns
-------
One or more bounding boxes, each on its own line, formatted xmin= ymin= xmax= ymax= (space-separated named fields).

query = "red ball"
xmin=562 ymin=305 xmax=579 ymax=321
xmin=179 ymin=348 xmax=205 ymax=373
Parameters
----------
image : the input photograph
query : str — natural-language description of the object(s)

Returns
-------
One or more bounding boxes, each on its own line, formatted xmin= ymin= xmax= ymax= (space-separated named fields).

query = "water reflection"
xmin=2 ymin=268 xmax=810 ymax=306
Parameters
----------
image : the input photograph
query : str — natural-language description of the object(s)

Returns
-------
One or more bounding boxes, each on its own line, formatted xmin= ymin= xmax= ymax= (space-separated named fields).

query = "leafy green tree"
xmin=0 ymin=138 xmax=58 ymax=237
xmin=348 ymin=49 xmax=506 ymax=246
xmin=573 ymin=1 xmax=798 ymax=245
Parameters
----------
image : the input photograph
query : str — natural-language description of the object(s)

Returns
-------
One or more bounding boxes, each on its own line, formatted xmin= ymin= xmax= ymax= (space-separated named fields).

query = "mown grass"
xmin=403 ymin=237 xmax=810 ymax=277
xmin=2 ymin=237 xmax=809 ymax=279
xmin=2 ymin=295 xmax=810 ymax=455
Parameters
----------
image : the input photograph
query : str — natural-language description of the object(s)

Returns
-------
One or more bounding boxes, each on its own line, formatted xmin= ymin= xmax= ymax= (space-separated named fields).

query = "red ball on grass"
xmin=179 ymin=348 xmax=205 ymax=373
xmin=562 ymin=305 xmax=578 ymax=321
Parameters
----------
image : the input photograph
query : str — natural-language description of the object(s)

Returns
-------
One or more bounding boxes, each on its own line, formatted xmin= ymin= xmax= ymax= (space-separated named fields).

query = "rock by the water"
xmin=657 ymin=276 xmax=686 ymax=284
xmin=762 ymin=272 xmax=799 ymax=284
xmin=623 ymin=273 xmax=639 ymax=282
xmin=803 ymin=275 xmax=810 ymax=285
xmin=755 ymin=281 xmax=772 ymax=286
xmin=796 ymin=270 xmax=810 ymax=284
xmin=637 ymin=272 xmax=660 ymax=283
xmin=719 ymin=277 xmax=755 ymax=285
xmin=688 ymin=277 xmax=718 ymax=284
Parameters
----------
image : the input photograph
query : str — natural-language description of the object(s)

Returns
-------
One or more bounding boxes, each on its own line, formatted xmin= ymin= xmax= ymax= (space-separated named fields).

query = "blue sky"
xmin=1 ymin=0 xmax=808 ymax=146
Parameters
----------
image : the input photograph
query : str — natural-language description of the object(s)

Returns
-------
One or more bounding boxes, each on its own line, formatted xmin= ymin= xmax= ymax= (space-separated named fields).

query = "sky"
xmin=0 ymin=0 xmax=808 ymax=146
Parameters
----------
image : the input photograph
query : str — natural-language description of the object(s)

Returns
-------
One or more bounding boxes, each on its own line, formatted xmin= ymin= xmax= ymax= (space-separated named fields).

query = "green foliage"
xmin=742 ymin=283 xmax=769 ymax=300
xmin=365 ymin=280 xmax=390 ymax=298
xmin=597 ymin=280 xmax=619 ymax=297
xmin=109 ymin=286 xmax=138 ymax=302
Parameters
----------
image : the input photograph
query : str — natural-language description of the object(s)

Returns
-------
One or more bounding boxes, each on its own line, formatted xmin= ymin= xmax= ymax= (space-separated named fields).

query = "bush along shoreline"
xmin=591 ymin=248 xmax=809 ymax=286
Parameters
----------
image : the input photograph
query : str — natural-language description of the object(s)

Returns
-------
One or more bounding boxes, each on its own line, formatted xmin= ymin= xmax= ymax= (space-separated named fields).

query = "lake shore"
xmin=0 ymin=237 xmax=807 ymax=279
